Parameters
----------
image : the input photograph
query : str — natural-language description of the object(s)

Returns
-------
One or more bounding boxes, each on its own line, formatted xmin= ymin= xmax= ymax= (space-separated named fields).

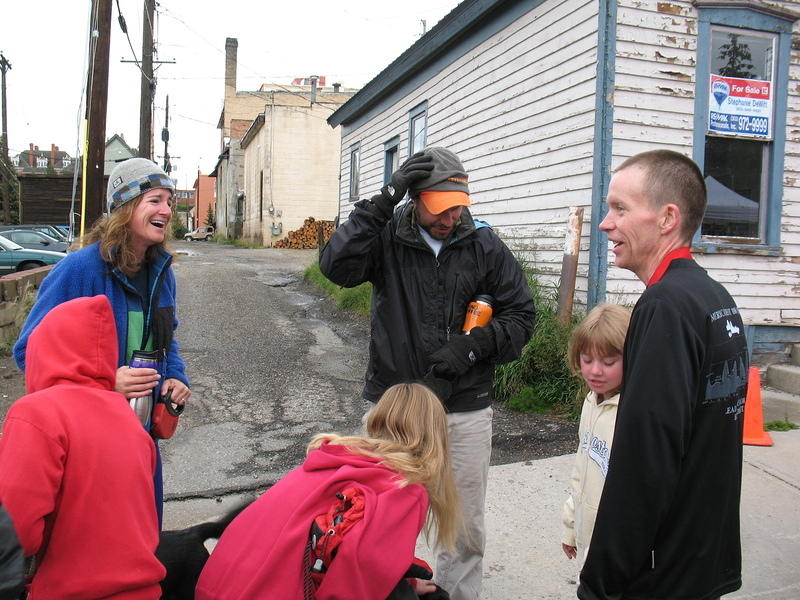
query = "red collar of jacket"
xmin=647 ymin=247 xmax=692 ymax=287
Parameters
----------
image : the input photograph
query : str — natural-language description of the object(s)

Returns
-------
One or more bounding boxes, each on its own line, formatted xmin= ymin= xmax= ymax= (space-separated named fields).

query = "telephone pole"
xmin=85 ymin=0 xmax=112 ymax=223
xmin=138 ymin=0 xmax=155 ymax=159
xmin=162 ymin=94 xmax=170 ymax=173
xmin=0 ymin=52 xmax=12 ymax=223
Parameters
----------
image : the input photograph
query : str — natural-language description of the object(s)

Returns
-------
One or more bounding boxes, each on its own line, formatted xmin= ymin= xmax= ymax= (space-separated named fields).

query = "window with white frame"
xmin=409 ymin=102 xmax=427 ymax=155
xmin=62 ymin=157 xmax=71 ymax=168
xmin=384 ymin=136 xmax=399 ymax=185
xmin=349 ymin=143 xmax=360 ymax=201
xmin=36 ymin=156 xmax=47 ymax=168
xmin=703 ymin=28 xmax=775 ymax=240
xmin=694 ymin=3 xmax=797 ymax=248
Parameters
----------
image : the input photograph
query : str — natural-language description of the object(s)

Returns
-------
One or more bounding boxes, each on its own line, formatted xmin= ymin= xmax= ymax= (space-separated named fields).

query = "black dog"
xmin=156 ymin=500 xmax=252 ymax=600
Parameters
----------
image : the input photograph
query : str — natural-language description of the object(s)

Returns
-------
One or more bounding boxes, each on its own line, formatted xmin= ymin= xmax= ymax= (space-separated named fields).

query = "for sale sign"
xmin=708 ymin=75 xmax=772 ymax=139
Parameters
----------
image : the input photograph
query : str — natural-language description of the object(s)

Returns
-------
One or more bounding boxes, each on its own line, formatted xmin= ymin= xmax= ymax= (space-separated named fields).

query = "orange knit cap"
xmin=419 ymin=191 xmax=471 ymax=215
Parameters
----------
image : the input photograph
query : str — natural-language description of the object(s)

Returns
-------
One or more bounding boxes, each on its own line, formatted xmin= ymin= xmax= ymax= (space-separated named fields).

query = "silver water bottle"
xmin=128 ymin=349 xmax=160 ymax=427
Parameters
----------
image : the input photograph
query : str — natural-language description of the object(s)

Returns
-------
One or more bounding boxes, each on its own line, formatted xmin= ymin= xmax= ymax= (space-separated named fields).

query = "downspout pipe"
xmin=587 ymin=0 xmax=617 ymax=308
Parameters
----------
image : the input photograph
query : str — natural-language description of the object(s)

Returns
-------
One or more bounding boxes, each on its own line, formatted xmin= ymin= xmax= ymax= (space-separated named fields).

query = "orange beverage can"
xmin=462 ymin=295 xmax=494 ymax=334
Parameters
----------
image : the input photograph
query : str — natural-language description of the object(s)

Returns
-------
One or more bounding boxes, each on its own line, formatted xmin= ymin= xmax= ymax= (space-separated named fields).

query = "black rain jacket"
xmin=578 ymin=259 xmax=748 ymax=600
xmin=320 ymin=197 xmax=534 ymax=412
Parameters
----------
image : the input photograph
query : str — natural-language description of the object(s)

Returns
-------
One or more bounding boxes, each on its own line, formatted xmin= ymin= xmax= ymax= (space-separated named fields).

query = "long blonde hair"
xmin=82 ymin=196 xmax=173 ymax=275
xmin=307 ymin=383 xmax=461 ymax=550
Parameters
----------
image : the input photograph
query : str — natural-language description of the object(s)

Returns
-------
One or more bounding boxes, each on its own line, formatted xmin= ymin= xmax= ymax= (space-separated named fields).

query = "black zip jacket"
xmin=320 ymin=197 xmax=534 ymax=412
xmin=578 ymin=259 xmax=748 ymax=600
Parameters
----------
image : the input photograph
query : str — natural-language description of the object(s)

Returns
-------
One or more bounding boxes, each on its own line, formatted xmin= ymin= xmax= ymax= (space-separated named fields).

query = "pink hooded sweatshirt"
xmin=0 ymin=295 xmax=165 ymax=599
xmin=196 ymin=441 xmax=428 ymax=600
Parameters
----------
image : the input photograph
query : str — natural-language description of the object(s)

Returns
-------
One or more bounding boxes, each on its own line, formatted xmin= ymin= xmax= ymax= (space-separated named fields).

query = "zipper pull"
xmin=446 ymin=326 xmax=451 ymax=341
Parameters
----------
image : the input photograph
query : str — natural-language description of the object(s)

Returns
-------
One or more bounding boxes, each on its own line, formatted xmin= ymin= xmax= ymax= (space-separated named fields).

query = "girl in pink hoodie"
xmin=196 ymin=382 xmax=460 ymax=600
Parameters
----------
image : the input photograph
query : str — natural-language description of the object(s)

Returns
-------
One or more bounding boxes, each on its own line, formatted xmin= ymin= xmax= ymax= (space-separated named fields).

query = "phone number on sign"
xmin=710 ymin=112 xmax=770 ymax=135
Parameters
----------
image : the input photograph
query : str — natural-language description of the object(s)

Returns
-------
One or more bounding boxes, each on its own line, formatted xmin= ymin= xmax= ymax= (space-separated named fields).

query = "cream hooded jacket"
xmin=561 ymin=391 xmax=619 ymax=562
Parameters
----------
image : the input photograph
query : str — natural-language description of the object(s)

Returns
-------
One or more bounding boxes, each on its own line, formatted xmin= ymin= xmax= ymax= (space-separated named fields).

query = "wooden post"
xmin=557 ymin=206 xmax=585 ymax=324
xmin=0 ymin=52 xmax=12 ymax=224
xmin=85 ymin=0 xmax=112 ymax=225
xmin=138 ymin=0 xmax=155 ymax=159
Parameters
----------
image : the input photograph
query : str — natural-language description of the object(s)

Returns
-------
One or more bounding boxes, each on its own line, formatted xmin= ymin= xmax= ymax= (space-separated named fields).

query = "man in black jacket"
xmin=578 ymin=150 xmax=748 ymax=600
xmin=320 ymin=146 xmax=534 ymax=600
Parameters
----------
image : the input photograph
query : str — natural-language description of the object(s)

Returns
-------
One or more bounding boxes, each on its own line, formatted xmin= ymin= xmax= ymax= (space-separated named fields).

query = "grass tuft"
xmin=303 ymin=253 xmax=586 ymax=417
xmin=210 ymin=235 xmax=265 ymax=249
xmin=764 ymin=420 xmax=799 ymax=432
xmin=493 ymin=267 xmax=585 ymax=418
xmin=304 ymin=262 xmax=372 ymax=317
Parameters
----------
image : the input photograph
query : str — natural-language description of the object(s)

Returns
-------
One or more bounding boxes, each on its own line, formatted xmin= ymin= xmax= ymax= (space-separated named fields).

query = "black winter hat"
xmin=409 ymin=147 xmax=469 ymax=195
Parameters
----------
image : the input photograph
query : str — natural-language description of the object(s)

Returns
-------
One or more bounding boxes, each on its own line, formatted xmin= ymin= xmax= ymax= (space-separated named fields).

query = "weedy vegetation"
xmin=305 ymin=254 xmax=588 ymax=418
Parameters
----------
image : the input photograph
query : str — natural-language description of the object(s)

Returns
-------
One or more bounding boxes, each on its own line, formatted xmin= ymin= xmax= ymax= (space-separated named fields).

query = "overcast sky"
xmin=2 ymin=0 xmax=460 ymax=189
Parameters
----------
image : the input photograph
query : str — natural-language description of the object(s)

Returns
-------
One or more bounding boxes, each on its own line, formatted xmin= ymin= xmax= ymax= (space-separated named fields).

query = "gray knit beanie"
xmin=409 ymin=147 xmax=469 ymax=195
xmin=106 ymin=158 xmax=175 ymax=213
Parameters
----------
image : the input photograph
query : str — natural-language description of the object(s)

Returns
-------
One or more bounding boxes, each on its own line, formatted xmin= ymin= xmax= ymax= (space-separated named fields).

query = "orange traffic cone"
xmin=743 ymin=366 xmax=773 ymax=446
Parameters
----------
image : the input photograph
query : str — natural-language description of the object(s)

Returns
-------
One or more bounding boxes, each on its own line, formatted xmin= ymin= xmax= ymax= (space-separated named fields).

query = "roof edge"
xmin=693 ymin=0 xmax=800 ymax=21
xmin=240 ymin=114 xmax=265 ymax=150
xmin=327 ymin=0 xmax=512 ymax=128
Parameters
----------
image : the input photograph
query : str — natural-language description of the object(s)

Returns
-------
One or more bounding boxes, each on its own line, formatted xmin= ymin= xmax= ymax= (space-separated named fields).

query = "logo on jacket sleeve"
xmin=725 ymin=320 xmax=740 ymax=338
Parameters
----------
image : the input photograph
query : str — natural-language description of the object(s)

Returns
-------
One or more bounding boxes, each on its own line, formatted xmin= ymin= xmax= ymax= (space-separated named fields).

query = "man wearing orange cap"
xmin=321 ymin=146 xmax=534 ymax=600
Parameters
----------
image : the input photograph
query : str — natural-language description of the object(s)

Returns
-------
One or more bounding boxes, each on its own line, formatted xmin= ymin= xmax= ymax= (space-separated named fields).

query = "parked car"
xmin=0 ymin=234 xmax=66 ymax=274
xmin=0 ymin=229 xmax=69 ymax=253
xmin=54 ymin=225 xmax=75 ymax=242
xmin=183 ymin=226 xmax=215 ymax=241
xmin=0 ymin=224 xmax=68 ymax=243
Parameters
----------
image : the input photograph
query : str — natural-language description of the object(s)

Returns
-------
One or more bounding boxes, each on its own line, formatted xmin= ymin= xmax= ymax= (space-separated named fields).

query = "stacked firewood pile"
xmin=273 ymin=217 xmax=335 ymax=249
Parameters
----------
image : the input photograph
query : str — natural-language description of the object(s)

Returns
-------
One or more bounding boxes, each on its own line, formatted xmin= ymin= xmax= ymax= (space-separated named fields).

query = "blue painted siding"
xmin=588 ymin=0 xmax=617 ymax=307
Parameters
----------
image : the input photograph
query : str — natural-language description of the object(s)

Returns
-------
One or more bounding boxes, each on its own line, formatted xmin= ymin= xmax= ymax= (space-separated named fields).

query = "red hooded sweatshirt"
xmin=195 ymin=441 xmax=428 ymax=600
xmin=0 ymin=295 xmax=165 ymax=600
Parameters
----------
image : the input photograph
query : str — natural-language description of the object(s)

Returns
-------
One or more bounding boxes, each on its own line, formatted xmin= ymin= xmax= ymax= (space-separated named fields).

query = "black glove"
xmin=422 ymin=373 xmax=453 ymax=404
xmin=403 ymin=559 xmax=433 ymax=581
xmin=427 ymin=326 xmax=495 ymax=379
xmin=372 ymin=152 xmax=434 ymax=216
xmin=420 ymin=585 xmax=451 ymax=600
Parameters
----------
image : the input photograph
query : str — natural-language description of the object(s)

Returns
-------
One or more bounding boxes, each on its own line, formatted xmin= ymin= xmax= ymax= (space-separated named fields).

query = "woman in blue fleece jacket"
xmin=13 ymin=157 xmax=191 ymax=523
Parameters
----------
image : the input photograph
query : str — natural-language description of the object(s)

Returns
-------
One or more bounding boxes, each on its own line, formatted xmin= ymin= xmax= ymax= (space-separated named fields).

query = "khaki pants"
xmin=435 ymin=407 xmax=493 ymax=600
xmin=362 ymin=403 xmax=493 ymax=600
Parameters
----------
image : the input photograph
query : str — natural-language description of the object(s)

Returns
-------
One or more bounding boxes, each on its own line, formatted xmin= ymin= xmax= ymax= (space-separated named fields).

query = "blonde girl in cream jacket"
xmin=560 ymin=303 xmax=630 ymax=562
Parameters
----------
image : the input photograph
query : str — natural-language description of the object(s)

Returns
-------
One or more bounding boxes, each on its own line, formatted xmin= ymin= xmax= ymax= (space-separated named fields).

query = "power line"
xmin=114 ymin=0 xmax=153 ymax=83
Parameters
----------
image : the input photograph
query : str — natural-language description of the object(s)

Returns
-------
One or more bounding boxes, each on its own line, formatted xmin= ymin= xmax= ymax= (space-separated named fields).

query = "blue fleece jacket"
xmin=13 ymin=242 xmax=188 ymax=387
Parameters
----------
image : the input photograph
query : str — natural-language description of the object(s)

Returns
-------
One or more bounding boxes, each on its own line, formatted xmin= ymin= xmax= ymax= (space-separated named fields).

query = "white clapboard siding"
xmin=783 ymin=0 xmax=800 ymax=313
xmin=608 ymin=0 xmax=800 ymax=326
xmin=336 ymin=0 xmax=798 ymax=325
xmin=607 ymin=0 xmax=799 ymax=322
xmin=338 ymin=0 xmax=601 ymax=303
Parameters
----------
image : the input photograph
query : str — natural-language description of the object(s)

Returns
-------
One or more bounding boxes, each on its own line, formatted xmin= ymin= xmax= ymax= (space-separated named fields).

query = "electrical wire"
xmin=115 ymin=0 xmax=155 ymax=83
xmin=156 ymin=111 xmax=217 ymax=127
xmin=158 ymin=6 xmax=338 ymax=103
xmin=70 ymin=0 xmax=96 ymax=237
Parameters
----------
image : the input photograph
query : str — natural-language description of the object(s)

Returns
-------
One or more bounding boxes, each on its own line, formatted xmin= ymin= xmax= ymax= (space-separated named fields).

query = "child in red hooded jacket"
xmin=195 ymin=382 xmax=461 ymax=600
xmin=0 ymin=295 xmax=165 ymax=600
